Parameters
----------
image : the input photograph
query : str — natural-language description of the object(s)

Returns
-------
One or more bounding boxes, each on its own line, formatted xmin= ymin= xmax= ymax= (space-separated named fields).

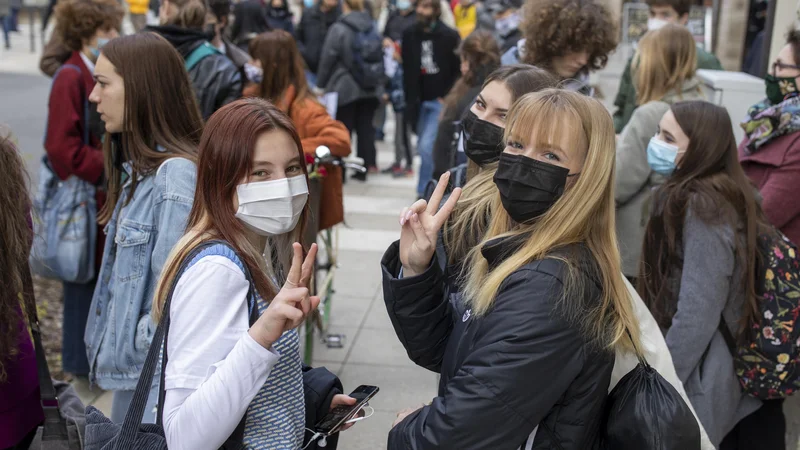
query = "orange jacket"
xmin=243 ymin=84 xmax=351 ymax=230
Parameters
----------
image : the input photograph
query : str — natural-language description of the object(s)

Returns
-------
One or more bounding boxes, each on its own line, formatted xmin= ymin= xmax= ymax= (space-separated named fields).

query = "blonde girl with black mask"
xmin=382 ymin=89 xmax=642 ymax=449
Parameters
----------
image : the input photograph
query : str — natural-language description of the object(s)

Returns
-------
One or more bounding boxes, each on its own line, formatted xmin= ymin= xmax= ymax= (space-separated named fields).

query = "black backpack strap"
xmin=117 ymin=240 xmax=257 ymax=449
xmin=21 ymin=262 xmax=70 ymax=441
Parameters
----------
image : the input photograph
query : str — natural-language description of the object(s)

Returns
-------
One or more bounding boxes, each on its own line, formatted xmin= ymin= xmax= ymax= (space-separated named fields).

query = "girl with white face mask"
xmin=151 ymin=98 xmax=356 ymax=450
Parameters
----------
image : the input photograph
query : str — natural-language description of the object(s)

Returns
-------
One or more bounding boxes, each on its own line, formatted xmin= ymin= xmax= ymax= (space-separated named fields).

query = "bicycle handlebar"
xmin=313 ymin=146 xmax=367 ymax=173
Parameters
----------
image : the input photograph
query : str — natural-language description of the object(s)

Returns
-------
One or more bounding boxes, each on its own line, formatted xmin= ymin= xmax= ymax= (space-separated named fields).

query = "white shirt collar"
xmin=79 ymin=52 xmax=96 ymax=74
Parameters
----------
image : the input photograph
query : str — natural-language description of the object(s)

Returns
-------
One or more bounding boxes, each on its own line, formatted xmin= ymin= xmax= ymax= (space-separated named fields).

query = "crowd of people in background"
xmin=2 ymin=0 xmax=800 ymax=447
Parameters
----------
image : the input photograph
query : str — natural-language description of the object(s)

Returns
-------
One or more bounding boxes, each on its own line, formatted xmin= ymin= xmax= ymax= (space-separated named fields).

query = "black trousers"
xmin=337 ymin=98 xmax=379 ymax=169
xmin=719 ymin=399 xmax=785 ymax=450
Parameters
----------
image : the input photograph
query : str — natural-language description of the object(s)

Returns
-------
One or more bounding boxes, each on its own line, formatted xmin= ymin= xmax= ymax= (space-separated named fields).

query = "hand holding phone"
xmin=314 ymin=385 xmax=380 ymax=435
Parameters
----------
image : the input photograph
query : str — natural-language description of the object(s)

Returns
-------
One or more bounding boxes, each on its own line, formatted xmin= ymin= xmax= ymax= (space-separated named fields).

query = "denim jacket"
xmin=85 ymin=157 xmax=196 ymax=390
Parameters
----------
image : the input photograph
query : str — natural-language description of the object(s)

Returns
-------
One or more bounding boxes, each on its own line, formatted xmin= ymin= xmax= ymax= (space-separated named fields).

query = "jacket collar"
xmin=480 ymin=235 xmax=527 ymax=270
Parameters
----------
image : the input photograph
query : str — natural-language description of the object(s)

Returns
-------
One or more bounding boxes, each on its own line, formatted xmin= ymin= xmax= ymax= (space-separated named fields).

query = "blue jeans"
xmin=111 ymin=384 xmax=159 ymax=424
xmin=1 ymin=15 xmax=10 ymax=48
xmin=416 ymin=100 xmax=442 ymax=196
xmin=62 ymin=279 xmax=94 ymax=375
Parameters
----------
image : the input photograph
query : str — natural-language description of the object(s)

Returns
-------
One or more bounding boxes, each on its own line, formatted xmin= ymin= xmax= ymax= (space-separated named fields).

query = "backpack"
xmin=719 ymin=229 xmax=800 ymax=399
xmin=185 ymin=42 xmax=222 ymax=72
xmin=344 ymin=21 xmax=384 ymax=90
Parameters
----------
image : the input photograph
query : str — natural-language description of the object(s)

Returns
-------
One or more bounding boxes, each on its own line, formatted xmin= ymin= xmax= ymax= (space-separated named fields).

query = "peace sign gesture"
xmin=249 ymin=243 xmax=320 ymax=349
xmin=399 ymin=172 xmax=462 ymax=277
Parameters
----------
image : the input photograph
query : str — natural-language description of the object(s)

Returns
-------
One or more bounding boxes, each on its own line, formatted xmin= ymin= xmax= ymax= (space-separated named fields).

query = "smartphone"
xmin=314 ymin=385 xmax=380 ymax=435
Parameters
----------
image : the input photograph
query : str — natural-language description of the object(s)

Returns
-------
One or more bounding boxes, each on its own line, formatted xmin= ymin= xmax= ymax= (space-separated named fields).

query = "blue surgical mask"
xmin=396 ymin=0 xmax=411 ymax=10
xmin=90 ymin=37 xmax=110 ymax=59
xmin=244 ymin=62 xmax=263 ymax=84
xmin=646 ymin=136 xmax=683 ymax=176
xmin=304 ymin=0 xmax=314 ymax=8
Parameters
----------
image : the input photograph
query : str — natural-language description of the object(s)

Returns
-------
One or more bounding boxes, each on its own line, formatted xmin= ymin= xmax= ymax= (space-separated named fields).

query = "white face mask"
xmin=235 ymin=176 xmax=309 ymax=236
xmin=647 ymin=17 xmax=669 ymax=31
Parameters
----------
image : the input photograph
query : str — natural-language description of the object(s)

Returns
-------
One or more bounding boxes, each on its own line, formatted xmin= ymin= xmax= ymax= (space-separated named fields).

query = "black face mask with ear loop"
xmin=461 ymin=109 xmax=505 ymax=166
xmin=493 ymin=152 xmax=578 ymax=223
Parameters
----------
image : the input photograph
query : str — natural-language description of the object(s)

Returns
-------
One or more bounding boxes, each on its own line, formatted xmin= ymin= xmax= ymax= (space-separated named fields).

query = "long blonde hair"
xmin=634 ymin=23 xmax=697 ymax=105
xmin=462 ymin=89 xmax=641 ymax=354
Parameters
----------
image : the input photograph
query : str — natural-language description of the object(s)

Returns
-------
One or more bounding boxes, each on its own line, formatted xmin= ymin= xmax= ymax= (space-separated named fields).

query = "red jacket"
xmin=44 ymin=51 xmax=106 ymax=269
xmin=45 ymin=51 xmax=104 ymax=184
xmin=739 ymin=132 xmax=800 ymax=244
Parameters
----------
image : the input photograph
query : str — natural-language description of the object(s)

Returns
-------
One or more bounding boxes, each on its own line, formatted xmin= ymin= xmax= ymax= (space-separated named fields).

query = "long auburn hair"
xmin=462 ymin=89 xmax=642 ymax=355
xmin=634 ymin=23 xmax=698 ymax=105
xmin=441 ymin=30 xmax=501 ymax=120
xmin=97 ymin=33 xmax=204 ymax=224
xmin=248 ymin=30 xmax=318 ymax=113
xmin=0 ymin=133 xmax=33 ymax=382
xmin=637 ymin=101 xmax=771 ymax=335
xmin=445 ymin=65 xmax=557 ymax=267
xmin=153 ymin=98 xmax=310 ymax=322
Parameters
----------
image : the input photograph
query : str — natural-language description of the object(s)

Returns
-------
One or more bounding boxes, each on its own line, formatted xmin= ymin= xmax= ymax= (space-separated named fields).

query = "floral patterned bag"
xmin=719 ymin=230 xmax=800 ymax=399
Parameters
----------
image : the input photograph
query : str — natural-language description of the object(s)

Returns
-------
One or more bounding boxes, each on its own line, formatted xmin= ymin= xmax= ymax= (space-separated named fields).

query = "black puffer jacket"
xmin=381 ymin=237 xmax=614 ymax=449
xmin=146 ymin=25 xmax=243 ymax=120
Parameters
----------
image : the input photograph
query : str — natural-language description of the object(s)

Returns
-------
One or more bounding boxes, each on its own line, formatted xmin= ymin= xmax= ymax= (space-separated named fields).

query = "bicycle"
xmin=302 ymin=146 xmax=366 ymax=364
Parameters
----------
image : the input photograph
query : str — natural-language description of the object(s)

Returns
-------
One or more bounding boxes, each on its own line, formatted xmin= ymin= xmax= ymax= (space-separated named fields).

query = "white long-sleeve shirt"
xmin=162 ymin=256 xmax=281 ymax=450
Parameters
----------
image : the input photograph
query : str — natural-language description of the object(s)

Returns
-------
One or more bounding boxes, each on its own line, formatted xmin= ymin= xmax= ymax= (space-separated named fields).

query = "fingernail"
xmin=405 ymin=210 xmax=413 ymax=222
xmin=399 ymin=216 xmax=405 ymax=226
xmin=411 ymin=213 xmax=419 ymax=223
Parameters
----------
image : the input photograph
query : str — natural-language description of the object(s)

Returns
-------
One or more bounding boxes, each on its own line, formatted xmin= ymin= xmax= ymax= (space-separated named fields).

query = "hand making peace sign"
xmin=399 ymin=172 xmax=462 ymax=277
xmin=249 ymin=243 xmax=320 ymax=349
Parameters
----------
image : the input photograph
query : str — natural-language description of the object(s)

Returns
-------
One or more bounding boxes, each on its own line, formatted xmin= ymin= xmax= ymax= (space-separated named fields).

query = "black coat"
xmin=295 ymin=4 xmax=342 ymax=74
xmin=401 ymin=21 xmax=461 ymax=129
xmin=302 ymin=365 xmax=344 ymax=450
xmin=383 ymin=9 xmax=416 ymax=43
xmin=381 ymin=238 xmax=615 ymax=450
xmin=146 ymin=25 xmax=243 ymax=120
xmin=229 ymin=0 xmax=270 ymax=49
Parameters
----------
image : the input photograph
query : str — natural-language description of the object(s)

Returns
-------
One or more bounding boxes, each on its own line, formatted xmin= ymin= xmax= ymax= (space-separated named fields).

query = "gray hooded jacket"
xmin=316 ymin=10 xmax=380 ymax=107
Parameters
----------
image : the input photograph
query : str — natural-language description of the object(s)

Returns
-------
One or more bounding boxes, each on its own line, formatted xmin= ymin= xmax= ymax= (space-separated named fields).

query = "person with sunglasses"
xmin=739 ymin=29 xmax=800 ymax=247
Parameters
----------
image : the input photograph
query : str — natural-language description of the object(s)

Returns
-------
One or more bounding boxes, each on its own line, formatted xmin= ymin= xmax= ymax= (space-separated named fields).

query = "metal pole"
xmin=29 ymin=7 xmax=35 ymax=53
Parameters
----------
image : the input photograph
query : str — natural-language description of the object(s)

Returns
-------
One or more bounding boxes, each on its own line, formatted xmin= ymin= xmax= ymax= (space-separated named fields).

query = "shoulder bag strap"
xmin=115 ymin=240 xmax=230 ymax=447
xmin=150 ymin=240 xmax=259 ymax=447
xmin=21 ymin=262 xmax=70 ymax=440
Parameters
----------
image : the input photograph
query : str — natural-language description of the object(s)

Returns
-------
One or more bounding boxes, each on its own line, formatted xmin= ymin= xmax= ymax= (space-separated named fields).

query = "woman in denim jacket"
xmin=84 ymin=32 xmax=204 ymax=423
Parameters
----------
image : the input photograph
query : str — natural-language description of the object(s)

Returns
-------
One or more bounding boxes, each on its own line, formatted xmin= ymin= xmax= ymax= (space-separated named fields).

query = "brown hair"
xmin=441 ymin=30 xmax=501 ymax=119
xmin=98 ymin=33 xmax=204 ymax=224
xmin=645 ymin=0 xmax=692 ymax=17
xmin=249 ymin=30 xmax=318 ymax=113
xmin=344 ymin=0 xmax=364 ymax=11
xmin=153 ymin=98 xmax=311 ymax=322
xmin=633 ymin=23 xmax=697 ymax=105
xmin=521 ymin=0 xmax=617 ymax=74
xmin=0 ymin=132 xmax=33 ymax=382
xmin=54 ymin=0 xmax=124 ymax=52
xmin=786 ymin=28 xmax=800 ymax=67
xmin=638 ymin=101 xmax=771 ymax=336
xmin=162 ymin=0 xmax=207 ymax=29
xmin=444 ymin=64 xmax=557 ymax=267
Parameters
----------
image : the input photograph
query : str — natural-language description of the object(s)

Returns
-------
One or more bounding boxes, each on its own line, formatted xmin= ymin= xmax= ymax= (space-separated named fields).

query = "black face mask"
xmin=494 ymin=152 xmax=573 ymax=223
xmin=461 ymin=109 xmax=505 ymax=166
